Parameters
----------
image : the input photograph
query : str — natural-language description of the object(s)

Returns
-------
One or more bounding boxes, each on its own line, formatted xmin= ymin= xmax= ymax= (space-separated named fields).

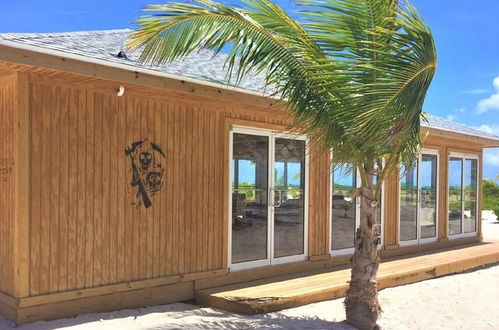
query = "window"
xmin=448 ymin=154 xmax=478 ymax=237
xmin=399 ymin=150 xmax=439 ymax=245
xmin=331 ymin=164 xmax=383 ymax=254
xmin=331 ymin=164 xmax=357 ymax=252
xmin=230 ymin=128 xmax=308 ymax=271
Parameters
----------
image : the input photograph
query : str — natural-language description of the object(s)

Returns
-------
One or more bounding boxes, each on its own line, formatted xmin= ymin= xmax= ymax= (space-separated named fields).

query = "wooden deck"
xmin=196 ymin=240 xmax=499 ymax=314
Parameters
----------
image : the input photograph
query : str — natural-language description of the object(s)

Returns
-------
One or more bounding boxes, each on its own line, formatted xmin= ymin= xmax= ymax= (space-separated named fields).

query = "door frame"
xmin=228 ymin=125 xmax=309 ymax=271
xmin=399 ymin=148 xmax=440 ymax=246
xmin=329 ymin=165 xmax=385 ymax=256
xmin=447 ymin=152 xmax=479 ymax=240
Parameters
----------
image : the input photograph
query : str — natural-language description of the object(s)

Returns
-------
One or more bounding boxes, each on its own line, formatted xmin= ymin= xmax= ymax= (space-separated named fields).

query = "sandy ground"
xmin=482 ymin=210 xmax=499 ymax=240
xmin=1 ymin=211 xmax=498 ymax=330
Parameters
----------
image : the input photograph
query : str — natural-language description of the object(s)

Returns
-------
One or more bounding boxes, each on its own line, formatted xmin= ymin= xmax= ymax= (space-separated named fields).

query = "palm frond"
xmin=129 ymin=0 xmax=346 ymax=136
xmin=297 ymin=0 xmax=436 ymax=179
xmin=129 ymin=0 xmax=437 ymax=188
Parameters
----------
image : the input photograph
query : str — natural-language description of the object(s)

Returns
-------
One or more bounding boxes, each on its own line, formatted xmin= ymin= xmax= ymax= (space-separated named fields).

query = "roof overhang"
xmin=1 ymin=39 xmax=498 ymax=149
xmin=0 ymin=39 xmax=283 ymax=110
xmin=421 ymin=126 xmax=499 ymax=148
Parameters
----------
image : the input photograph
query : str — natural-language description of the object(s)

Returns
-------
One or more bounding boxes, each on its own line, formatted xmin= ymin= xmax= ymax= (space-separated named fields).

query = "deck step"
xmin=196 ymin=241 xmax=499 ymax=314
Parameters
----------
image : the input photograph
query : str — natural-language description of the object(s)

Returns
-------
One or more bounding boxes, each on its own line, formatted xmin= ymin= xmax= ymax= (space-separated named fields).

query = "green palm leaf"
xmin=130 ymin=1 xmax=437 ymax=327
xmin=129 ymin=0 xmax=436 ymax=191
xmin=129 ymin=0 xmax=346 ymax=136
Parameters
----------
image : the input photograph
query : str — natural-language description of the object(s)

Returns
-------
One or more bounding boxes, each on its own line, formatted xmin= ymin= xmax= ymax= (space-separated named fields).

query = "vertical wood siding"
xmin=28 ymin=80 xmax=248 ymax=296
xmin=24 ymin=74 xmax=487 ymax=297
xmin=382 ymin=170 xmax=400 ymax=247
xmin=307 ymin=147 xmax=331 ymax=257
xmin=0 ymin=80 xmax=15 ymax=296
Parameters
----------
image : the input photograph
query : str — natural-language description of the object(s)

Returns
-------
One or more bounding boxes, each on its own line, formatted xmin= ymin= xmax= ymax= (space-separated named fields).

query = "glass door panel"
xmin=231 ymin=133 xmax=269 ymax=264
xmin=464 ymin=159 xmax=478 ymax=233
xmin=273 ymin=138 xmax=306 ymax=258
xmin=448 ymin=158 xmax=463 ymax=235
xmin=400 ymin=165 xmax=418 ymax=242
xmin=375 ymin=195 xmax=382 ymax=238
xmin=230 ymin=129 xmax=308 ymax=270
xmin=332 ymin=164 xmax=357 ymax=250
xmin=420 ymin=155 xmax=438 ymax=239
xmin=373 ymin=175 xmax=383 ymax=239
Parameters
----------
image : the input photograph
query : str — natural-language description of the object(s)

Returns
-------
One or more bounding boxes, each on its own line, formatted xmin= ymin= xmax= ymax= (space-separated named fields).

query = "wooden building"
xmin=0 ymin=30 xmax=498 ymax=324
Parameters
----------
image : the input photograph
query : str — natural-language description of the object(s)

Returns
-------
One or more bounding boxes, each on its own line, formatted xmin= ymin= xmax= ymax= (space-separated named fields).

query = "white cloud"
xmin=484 ymin=149 xmax=499 ymax=167
xmin=464 ymin=88 xmax=489 ymax=95
xmin=444 ymin=108 xmax=466 ymax=122
xmin=477 ymin=76 xmax=499 ymax=114
xmin=471 ymin=124 xmax=499 ymax=135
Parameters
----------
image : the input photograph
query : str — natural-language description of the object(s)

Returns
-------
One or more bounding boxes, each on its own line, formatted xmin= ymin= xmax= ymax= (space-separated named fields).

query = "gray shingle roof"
xmin=0 ymin=29 xmax=498 ymax=141
xmin=0 ymin=29 xmax=273 ymax=94
xmin=422 ymin=114 xmax=499 ymax=140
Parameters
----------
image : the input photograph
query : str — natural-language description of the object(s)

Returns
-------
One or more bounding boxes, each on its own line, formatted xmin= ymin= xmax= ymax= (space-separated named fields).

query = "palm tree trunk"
xmin=345 ymin=169 xmax=381 ymax=330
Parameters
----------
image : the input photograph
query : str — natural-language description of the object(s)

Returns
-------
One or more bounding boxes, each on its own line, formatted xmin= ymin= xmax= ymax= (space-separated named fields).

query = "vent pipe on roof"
xmin=116 ymin=51 xmax=127 ymax=59
xmin=116 ymin=39 xmax=128 ymax=59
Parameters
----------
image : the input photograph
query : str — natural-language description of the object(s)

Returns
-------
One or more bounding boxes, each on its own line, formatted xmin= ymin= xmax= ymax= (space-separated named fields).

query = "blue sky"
xmin=1 ymin=0 xmax=499 ymax=180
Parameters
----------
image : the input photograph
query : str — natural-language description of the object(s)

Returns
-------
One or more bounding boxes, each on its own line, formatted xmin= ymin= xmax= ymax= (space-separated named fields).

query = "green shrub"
xmin=449 ymin=201 xmax=461 ymax=212
xmin=483 ymin=179 xmax=499 ymax=210
xmin=493 ymin=207 xmax=499 ymax=221
xmin=482 ymin=179 xmax=499 ymax=221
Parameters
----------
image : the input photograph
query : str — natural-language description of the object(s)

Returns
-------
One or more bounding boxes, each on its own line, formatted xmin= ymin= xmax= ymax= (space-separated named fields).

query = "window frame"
xmin=329 ymin=162 xmax=385 ymax=256
xmin=228 ymin=125 xmax=310 ymax=271
xmin=447 ymin=152 xmax=479 ymax=240
xmin=398 ymin=149 xmax=440 ymax=246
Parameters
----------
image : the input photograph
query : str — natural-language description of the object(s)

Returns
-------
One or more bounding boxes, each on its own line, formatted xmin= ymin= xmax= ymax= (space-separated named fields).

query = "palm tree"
xmin=129 ymin=0 xmax=436 ymax=329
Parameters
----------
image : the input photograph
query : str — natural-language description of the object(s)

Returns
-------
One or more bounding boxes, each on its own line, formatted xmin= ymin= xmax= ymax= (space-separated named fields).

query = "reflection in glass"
xmin=400 ymin=164 xmax=418 ymax=241
xmin=464 ymin=159 xmax=478 ymax=233
xmin=448 ymin=158 xmax=463 ymax=235
xmin=373 ymin=175 xmax=383 ymax=239
xmin=231 ymin=133 xmax=269 ymax=264
xmin=420 ymin=155 xmax=437 ymax=239
xmin=273 ymin=138 xmax=306 ymax=258
xmin=332 ymin=164 xmax=357 ymax=250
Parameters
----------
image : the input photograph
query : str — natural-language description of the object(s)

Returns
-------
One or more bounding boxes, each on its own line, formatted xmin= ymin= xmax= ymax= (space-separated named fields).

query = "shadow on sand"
xmin=1 ymin=302 xmax=356 ymax=330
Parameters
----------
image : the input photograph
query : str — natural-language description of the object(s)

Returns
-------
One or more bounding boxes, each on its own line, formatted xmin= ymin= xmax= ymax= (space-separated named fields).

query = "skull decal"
xmin=125 ymin=139 xmax=166 ymax=208
xmin=139 ymin=152 xmax=153 ymax=171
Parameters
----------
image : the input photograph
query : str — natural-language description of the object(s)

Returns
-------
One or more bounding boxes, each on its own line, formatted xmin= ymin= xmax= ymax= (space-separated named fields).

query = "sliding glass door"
xmin=231 ymin=133 xmax=269 ymax=265
xmin=331 ymin=164 xmax=357 ymax=252
xmin=331 ymin=164 xmax=383 ymax=255
xmin=400 ymin=150 xmax=439 ymax=245
xmin=400 ymin=164 xmax=418 ymax=242
xmin=230 ymin=127 xmax=307 ymax=270
xmin=448 ymin=154 xmax=478 ymax=237
xmin=273 ymin=138 xmax=306 ymax=259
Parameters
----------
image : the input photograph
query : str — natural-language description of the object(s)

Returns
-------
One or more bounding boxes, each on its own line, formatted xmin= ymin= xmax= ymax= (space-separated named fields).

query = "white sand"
xmin=3 ymin=266 xmax=498 ymax=330
xmin=1 ymin=212 xmax=498 ymax=330
xmin=482 ymin=210 xmax=499 ymax=240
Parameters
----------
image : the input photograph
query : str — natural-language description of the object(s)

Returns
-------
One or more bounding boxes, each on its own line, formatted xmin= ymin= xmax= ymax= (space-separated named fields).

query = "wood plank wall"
xmin=382 ymin=170 xmax=400 ymax=247
xmin=29 ymin=80 xmax=223 ymax=295
xmin=307 ymin=147 xmax=331 ymax=257
xmin=0 ymin=77 xmax=15 ymax=296
xmin=21 ymin=70 xmax=486 ymax=298
xmin=27 ymin=76 xmax=315 ymax=296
